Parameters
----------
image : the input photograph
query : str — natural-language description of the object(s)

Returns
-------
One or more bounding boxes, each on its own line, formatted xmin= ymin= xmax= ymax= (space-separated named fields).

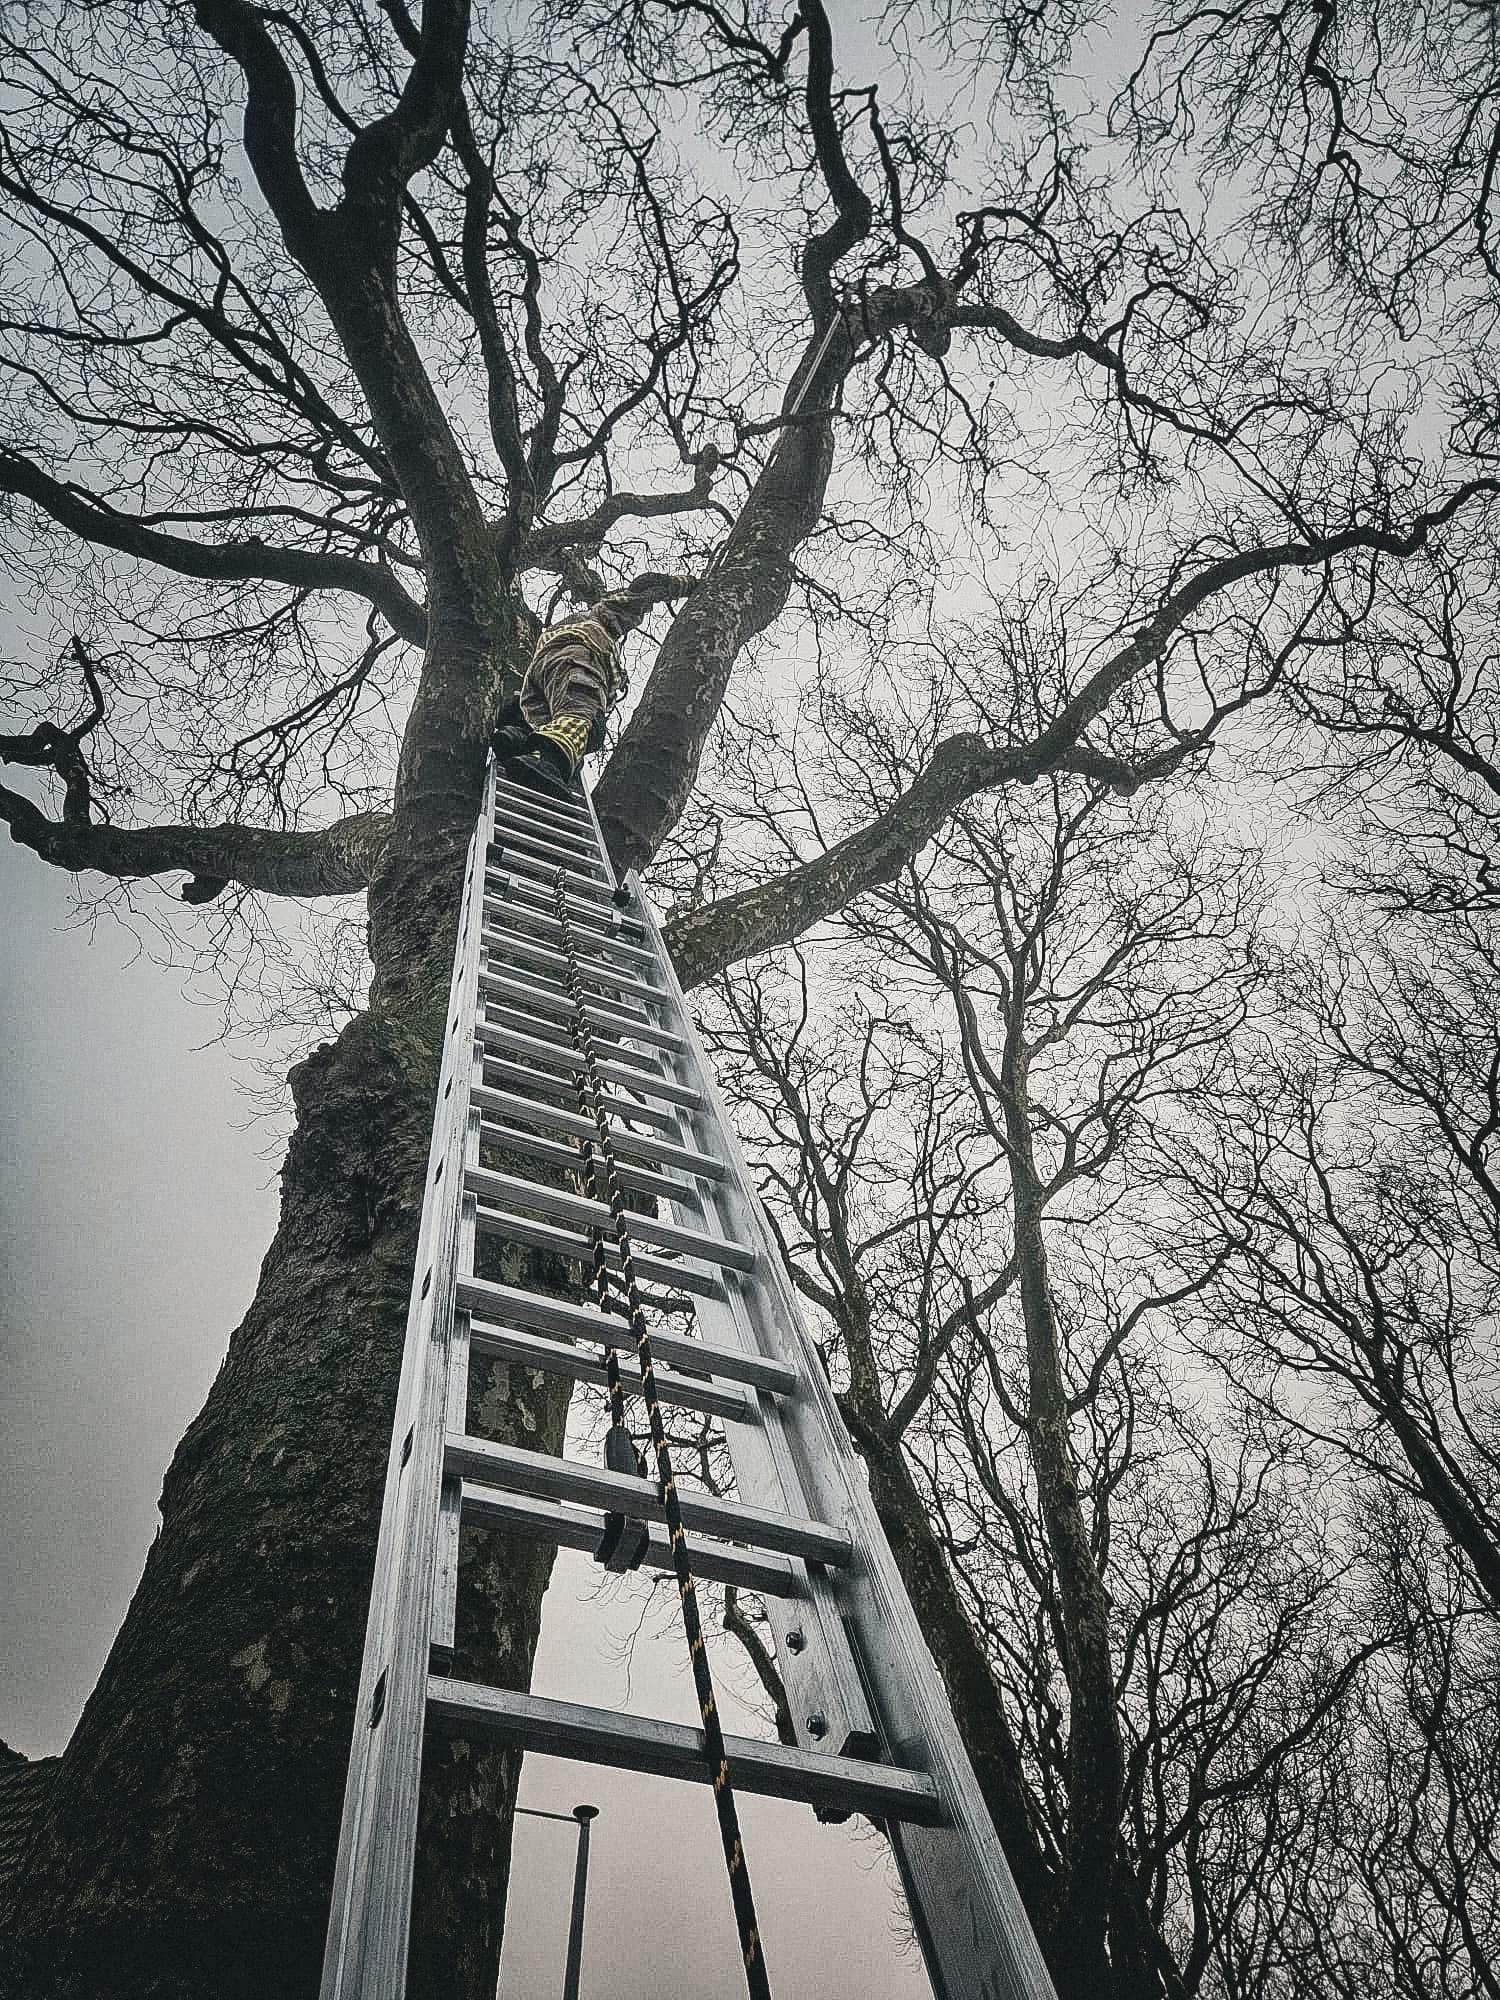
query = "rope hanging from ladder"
xmin=575 ymin=1123 xmax=651 ymax=1575
xmin=549 ymin=862 xmax=774 ymax=2000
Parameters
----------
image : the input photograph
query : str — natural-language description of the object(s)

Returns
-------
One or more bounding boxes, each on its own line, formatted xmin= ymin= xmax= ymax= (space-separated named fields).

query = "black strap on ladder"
xmin=549 ymin=864 xmax=774 ymax=2000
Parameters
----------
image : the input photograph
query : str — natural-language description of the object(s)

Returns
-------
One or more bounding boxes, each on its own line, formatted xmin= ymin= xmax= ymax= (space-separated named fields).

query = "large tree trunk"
xmin=1 ymin=795 xmax=568 ymax=2000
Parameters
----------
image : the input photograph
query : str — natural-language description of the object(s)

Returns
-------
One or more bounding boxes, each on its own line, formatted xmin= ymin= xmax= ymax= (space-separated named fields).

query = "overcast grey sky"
xmin=1 ymin=836 xmax=932 ymax=1998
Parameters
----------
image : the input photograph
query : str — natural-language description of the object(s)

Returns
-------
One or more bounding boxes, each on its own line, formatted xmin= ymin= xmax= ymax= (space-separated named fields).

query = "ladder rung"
xmin=471 ymin=1203 xmax=727 ymax=1300
xmin=492 ymin=797 xmax=599 ymax=843
xmin=446 ymin=1434 xmax=850 ymax=1565
xmin=487 ymin=852 xmax=614 ymax=905
xmin=458 ymin=1486 xmax=798 ymax=1597
xmin=489 ymin=864 xmax=643 ymax=929
xmin=486 ymin=898 xmax=651 ymax=967
xmin=478 ymin=1116 xmax=704 ymax=1210
xmin=479 ymin=969 xmax=683 ymax=1052
xmin=472 ymin=1085 xmax=727 ymax=1180
xmin=427 ymin=1680 xmax=944 ymax=1825
xmin=477 ymin=1022 xmax=700 ymax=1109
xmin=481 ymin=948 xmax=652 ymax=1026
xmin=499 ymin=865 xmax=637 ymax=923
xmin=467 ymin=1165 xmax=755 ymax=1271
xmin=482 ymin=1006 xmax=667 ymax=1079
xmin=485 ymin=892 xmax=656 ymax=967
xmin=488 ymin=863 xmax=616 ymax=915
xmin=490 ymin=801 xmax=603 ymax=851
xmin=484 ymin=930 xmax=665 ymax=1006
xmin=467 ymin=1320 xmax=750 ymax=1421
xmin=479 ymin=1057 xmax=686 ymax=1138
xmin=482 ymin=918 xmax=661 ymax=993
xmin=490 ymin=772 xmax=592 ymax=820
xmin=490 ymin=818 xmax=606 ymax=870
xmin=456 ymin=1275 xmax=796 ymax=1394
xmin=491 ymin=778 xmax=594 ymax=833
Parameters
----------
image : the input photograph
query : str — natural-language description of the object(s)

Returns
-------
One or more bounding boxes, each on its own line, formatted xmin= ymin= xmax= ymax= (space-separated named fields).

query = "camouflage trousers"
xmin=518 ymin=616 xmax=625 ymax=777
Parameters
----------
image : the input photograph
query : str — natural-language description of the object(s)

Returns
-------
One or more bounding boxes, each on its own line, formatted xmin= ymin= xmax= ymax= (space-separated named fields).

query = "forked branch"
xmin=666 ymin=492 xmax=1500 ymax=986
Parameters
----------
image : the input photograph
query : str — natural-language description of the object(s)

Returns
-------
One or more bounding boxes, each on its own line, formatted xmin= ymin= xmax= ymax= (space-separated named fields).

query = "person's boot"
xmin=490 ymin=721 xmax=531 ymax=761
xmin=505 ymin=733 xmax=574 ymax=802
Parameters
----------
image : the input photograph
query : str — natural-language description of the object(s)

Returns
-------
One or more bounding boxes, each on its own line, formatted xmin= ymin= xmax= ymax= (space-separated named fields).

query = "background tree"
xmin=703 ymin=771 xmax=1368 ymax=2000
xmin=2 ymin=2 xmax=1498 ymax=1997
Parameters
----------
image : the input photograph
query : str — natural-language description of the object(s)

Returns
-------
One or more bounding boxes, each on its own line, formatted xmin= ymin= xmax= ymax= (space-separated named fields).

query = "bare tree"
xmin=702 ymin=773 xmax=1390 ymax=1999
xmin=1163 ymin=884 xmax=1500 ymax=1616
xmin=2 ymin=3 xmax=1497 ymax=1995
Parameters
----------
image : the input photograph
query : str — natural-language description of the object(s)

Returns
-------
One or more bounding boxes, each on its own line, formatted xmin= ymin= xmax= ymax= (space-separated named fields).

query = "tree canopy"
xmin=3 ymin=3 xmax=1499 ymax=1998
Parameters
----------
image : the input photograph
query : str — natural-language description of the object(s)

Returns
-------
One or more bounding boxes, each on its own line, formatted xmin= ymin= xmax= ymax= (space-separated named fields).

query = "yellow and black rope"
xmin=549 ymin=862 xmax=773 ymax=2000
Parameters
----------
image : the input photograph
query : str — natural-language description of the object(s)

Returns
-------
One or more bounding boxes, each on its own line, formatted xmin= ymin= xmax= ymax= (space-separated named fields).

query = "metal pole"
xmin=561 ymin=1805 xmax=598 ymax=2000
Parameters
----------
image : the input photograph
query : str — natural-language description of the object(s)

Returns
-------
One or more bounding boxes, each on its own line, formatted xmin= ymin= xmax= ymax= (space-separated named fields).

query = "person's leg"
xmin=530 ymin=709 xmax=591 ymax=773
xmin=520 ymin=645 xmax=611 ymax=779
xmin=490 ymin=690 xmax=531 ymax=761
xmin=504 ymin=732 xmax=575 ymax=800
xmin=500 ymin=652 xmax=579 ymax=798
xmin=502 ymin=633 xmax=615 ymax=799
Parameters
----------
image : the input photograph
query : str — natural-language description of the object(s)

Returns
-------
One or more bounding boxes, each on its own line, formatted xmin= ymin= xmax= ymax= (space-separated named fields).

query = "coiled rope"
xmin=548 ymin=862 xmax=773 ymax=2000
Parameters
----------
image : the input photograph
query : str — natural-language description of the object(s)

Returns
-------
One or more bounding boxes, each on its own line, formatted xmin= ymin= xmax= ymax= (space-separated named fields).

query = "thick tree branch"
xmin=0 ymin=640 xmax=105 ymax=830
xmin=799 ymin=0 xmax=876 ymax=317
xmin=4 ymin=651 xmax=388 ymax=898
xmin=0 ymin=779 xmax=389 ymax=899
xmin=191 ymin=0 xmax=323 ymax=261
xmin=342 ymin=0 xmax=468 ymax=222
xmin=450 ymin=110 xmax=531 ymax=502
xmin=666 ymin=491 xmax=1500 ymax=986
xmin=0 ymin=451 xmax=428 ymax=644
xmin=593 ymin=323 xmax=854 ymax=870
xmin=593 ymin=3 xmax=886 ymax=873
xmin=194 ymin=0 xmax=498 ymax=659
xmin=517 ymin=450 xmax=722 ymax=566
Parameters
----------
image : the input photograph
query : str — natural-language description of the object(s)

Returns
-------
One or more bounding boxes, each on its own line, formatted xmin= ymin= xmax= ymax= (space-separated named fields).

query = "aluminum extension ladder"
xmin=319 ymin=759 xmax=1056 ymax=2000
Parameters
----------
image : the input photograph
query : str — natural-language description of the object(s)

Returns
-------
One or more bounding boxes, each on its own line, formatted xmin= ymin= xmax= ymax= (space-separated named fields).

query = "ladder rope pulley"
xmin=549 ymin=863 xmax=773 ymax=1999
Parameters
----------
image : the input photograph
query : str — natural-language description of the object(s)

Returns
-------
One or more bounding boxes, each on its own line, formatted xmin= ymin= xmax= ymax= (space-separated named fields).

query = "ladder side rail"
xmin=431 ymin=1128 xmax=480 ymax=1665
xmin=664 ymin=1227 xmax=879 ymax=1767
xmin=694 ymin=1283 xmax=882 ymax=1774
xmin=622 ymin=871 xmax=1059 ymax=2000
xmin=319 ymin=768 xmax=495 ymax=2000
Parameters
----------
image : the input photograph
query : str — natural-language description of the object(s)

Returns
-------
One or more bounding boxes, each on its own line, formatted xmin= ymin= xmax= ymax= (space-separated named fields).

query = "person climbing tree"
xmin=496 ymin=579 xmax=677 ymax=798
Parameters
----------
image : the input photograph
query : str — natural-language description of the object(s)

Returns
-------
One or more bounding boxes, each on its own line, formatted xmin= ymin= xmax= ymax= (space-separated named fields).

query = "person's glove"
xmin=492 ymin=721 xmax=532 ymax=759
